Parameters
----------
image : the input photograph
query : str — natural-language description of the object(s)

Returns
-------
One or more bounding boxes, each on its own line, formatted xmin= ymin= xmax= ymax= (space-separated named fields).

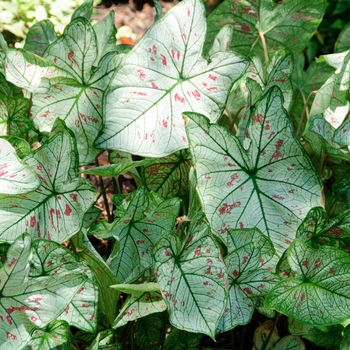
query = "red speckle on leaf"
xmin=302 ymin=259 xmax=309 ymax=269
xmin=239 ymin=222 xmax=244 ymax=228
xmin=8 ymin=258 xmax=17 ymax=268
xmin=313 ymin=257 xmax=322 ymax=270
xmin=272 ymin=194 xmax=285 ymax=200
xmin=187 ymin=7 xmax=191 ymax=16
xmin=206 ymin=258 xmax=213 ymax=264
xmin=30 ymin=216 xmax=36 ymax=228
xmin=227 ymin=173 xmax=239 ymax=187
xmin=329 ymin=268 xmax=335 ymax=274
xmin=218 ymin=201 xmax=241 ymax=214
xmin=241 ymin=23 xmax=251 ymax=32
xmin=182 ymin=136 xmax=187 ymax=142
xmin=137 ymin=69 xmax=146 ymax=80
xmin=192 ymin=89 xmax=201 ymax=100
xmin=64 ymin=204 xmax=72 ymax=216
xmin=150 ymin=56 xmax=155 ymax=61
xmin=233 ymin=270 xmax=239 ymax=277
xmin=285 ymin=239 xmax=291 ymax=245
xmin=205 ymin=267 xmax=212 ymax=275
xmin=164 ymin=248 xmax=172 ymax=257
xmin=151 ymin=81 xmax=159 ymax=89
xmin=70 ymin=193 xmax=77 ymax=202
xmin=300 ymin=293 xmax=305 ymax=301
xmin=182 ymin=33 xmax=187 ymax=41
xmin=136 ymin=240 xmax=145 ymax=245
xmin=291 ymin=38 xmax=297 ymax=44
xmin=193 ymin=246 xmax=201 ymax=257
xmin=209 ymin=74 xmax=217 ymax=81
xmin=252 ymin=114 xmax=263 ymax=123
xmin=160 ymin=54 xmax=167 ymax=66
xmin=42 ymin=110 xmax=50 ymax=118
xmin=243 ymin=287 xmax=252 ymax=295
xmin=269 ymin=139 xmax=283 ymax=163
xmin=152 ymin=45 xmax=157 ymax=54
xmin=6 ymin=331 xmax=16 ymax=340
xmin=174 ymin=93 xmax=185 ymax=103
xmin=67 ymin=51 xmax=75 ymax=65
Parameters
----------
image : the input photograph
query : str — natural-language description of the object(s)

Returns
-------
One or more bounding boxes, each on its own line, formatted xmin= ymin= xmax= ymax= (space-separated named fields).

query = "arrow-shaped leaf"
xmin=0 ymin=138 xmax=40 ymax=195
xmin=0 ymin=129 xmax=98 ymax=242
xmin=95 ymin=0 xmax=248 ymax=157
xmin=152 ymin=213 xmax=227 ymax=339
xmin=0 ymin=234 xmax=91 ymax=350
xmin=218 ymin=228 xmax=279 ymax=333
xmin=107 ymin=187 xmax=180 ymax=283
xmin=265 ymin=239 xmax=350 ymax=326
xmin=185 ymin=87 xmax=322 ymax=255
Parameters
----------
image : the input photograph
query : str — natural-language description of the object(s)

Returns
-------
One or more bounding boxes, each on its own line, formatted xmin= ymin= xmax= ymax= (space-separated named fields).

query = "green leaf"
xmin=24 ymin=320 xmax=70 ymax=350
xmin=265 ymin=239 xmax=350 ymax=326
xmin=0 ymin=138 xmax=40 ymax=195
xmin=335 ymin=23 xmax=350 ymax=53
xmin=0 ymin=129 xmax=98 ymax=242
xmin=93 ymin=11 xmax=118 ymax=66
xmin=185 ymin=87 xmax=322 ymax=255
xmin=135 ymin=313 xmax=165 ymax=350
xmin=152 ymin=213 xmax=228 ymax=339
xmin=218 ymin=228 xmax=279 ymax=333
xmin=107 ymin=187 xmax=180 ymax=283
xmin=141 ymin=150 xmax=193 ymax=199
xmin=0 ymin=234 xmax=91 ymax=350
xmin=163 ymin=327 xmax=202 ymax=350
xmin=0 ymin=94 xmax=32 ymax=137
xmin=205 ymin=0 xmax=327 ymax=59
xmin=71 ymin=0 xmax=94 ymax=20
xmin=296 ymin=206 xmax=350 ymax=249
xmin=271 ymin=335 xmax=305 ymax=350
xmin=340 ymin=324 xmax=350 ymax=350
xmin=24 ymin=20 xmax=58 ymax=57
xmin=71 ymin=231 xmax=119 ymax=326
xmin=95 ymin=0 xmax=248 ymax=157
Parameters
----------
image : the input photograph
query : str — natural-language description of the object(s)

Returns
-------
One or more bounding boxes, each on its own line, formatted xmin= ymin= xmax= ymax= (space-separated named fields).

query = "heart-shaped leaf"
xmin=218 ymin=228 xmax=278 ymax=333
xmin=23 ymin=20 xmax=58 ymax=57
xmin=107 ymin=187 xmax=180 ymax=283
xmin=141 ymin=150 xmax=193 ymax=199
xmin=95 ymin=0 xmax=248 ymax=157
xmin=152 ymin=213 xmax=228 ymax=339
xmin=205 ymin=0 xmax=326 ymax=59
xmin=336 ymin=23 xmax=350 ymax=53
xmin=0 ymin=234 xmax=92 ymax=350
xmin=30 ymin=18 xmax=123 ymax=164
xmin=0 ymin=95 xmax=32 ymax=137
xmin=185 ymin=87 xmax=322 ymax=255
xmin=265 ymin=239 xmax=350 ymax=326
xmin=0 ymin=129 xmax=98 ymax=242
xmin=25 ymin=320 xmax=70 ymax=350
xmin=0 ymin=138 xmax=40 ymax=195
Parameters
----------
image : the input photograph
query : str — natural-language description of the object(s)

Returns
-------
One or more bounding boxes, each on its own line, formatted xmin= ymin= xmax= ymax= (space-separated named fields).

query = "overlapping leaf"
xmin=265 ymin=239 xmax=350 ymax=325
xmin=0 ymin=129 xmax=98 ymax=242
xmin=107 ymin=187 xmax=180 ymax=283
xmin=0 ymin=138 xmax=40 ymax=195
xmin=0 ymin=234 xmax=92 ymax=350
xmin=185 ymin=87 xmax=322 ymax=255
xmin=25 ymin=320 xmax=70 ymax=350
xmin=95 ymin=0 xmax=248 ymax=157
xmin=141 ymin=150 xmax=193 ymax=199
xmin=152 ymin=213 xmax=227 ymax=339
xmin=112 ymin=283 xmax=166 ymax=328
xmin=0 ymin=95 xmax=32 ymax=136
xmin=205 ymin=0 xmax=326 ymax=59
xmin=218 ymin=228 xmax=278 ymax=333
xmin=30 ymin=18 xmax=123 ymax=165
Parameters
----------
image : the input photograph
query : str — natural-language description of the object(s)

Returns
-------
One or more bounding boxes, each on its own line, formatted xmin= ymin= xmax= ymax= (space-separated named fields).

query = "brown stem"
xmin=296 ymin=90 xmax=317 ymax=138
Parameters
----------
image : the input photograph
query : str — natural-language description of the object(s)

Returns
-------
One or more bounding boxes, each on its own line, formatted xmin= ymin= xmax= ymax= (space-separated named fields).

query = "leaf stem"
xmin=95 ymin=158 xmax=113 ymax=223
xmin=296 ymin=90 xmax=316 ymax=138
xmin=230 ymin=104 xmax=247 ymax=135
xmin=239 ymin=324 xmax=246 ymax=350
xmin=259 ymin=31 xmax=269 ymax=64
xmin=260 ymin=313 xmax=281 ymax=350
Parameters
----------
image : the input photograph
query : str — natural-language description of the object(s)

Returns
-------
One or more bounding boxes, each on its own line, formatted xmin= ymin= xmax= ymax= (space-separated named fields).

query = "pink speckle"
xmin=241 ymin=23 xmax=251 ymax=32
xmin=174 ymin=93 xmax=185 ymax=103
xmin=64 ymin=204 xmax=72 ymax=216
xmin=151 ymin=81 xmax=159 ymax=89
xmin=208 ymin=74 xmax=217 ymax=81
xmin=160 ymin=54 xmax=167 ymax=66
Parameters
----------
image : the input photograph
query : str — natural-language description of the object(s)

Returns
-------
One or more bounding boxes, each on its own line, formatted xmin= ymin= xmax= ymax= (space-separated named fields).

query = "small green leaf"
xmin=0 ymin=138 xmax=40 ymax=195
xmin=0 ymin=130 xmax=98 ymax=242
xmin=185 ymin=87 xmax=322 ymax=255
xmin=335 ymin=23 xmax=350 ymax=53
xmin=0 ymin=94 xmax=32 ymax=137
xmin=141 ymin=150 xmax=193 ymax=199
xmin=107 ymin=187 xmax=180 ymax=283
xmin=135 ymin=313 xmax=165 ymax=350
xmin=163 ymin=327 xmax=202 ymax=350
xmin=24 ymin=20 xmax=58 ymax=57
xmin=71 ymin=0 xmax=94 ymax=20
xmin=265 ymin=239 xmax=350 ymax=326
xmin=95 ymin=0 xmax=248 ymax=157
xmin=152 ymin=213 xmax=228 ymax=339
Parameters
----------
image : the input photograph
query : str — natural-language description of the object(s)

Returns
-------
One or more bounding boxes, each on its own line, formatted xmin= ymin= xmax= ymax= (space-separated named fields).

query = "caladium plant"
xmin=1 ymin=0 xmax=350 ymax=348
